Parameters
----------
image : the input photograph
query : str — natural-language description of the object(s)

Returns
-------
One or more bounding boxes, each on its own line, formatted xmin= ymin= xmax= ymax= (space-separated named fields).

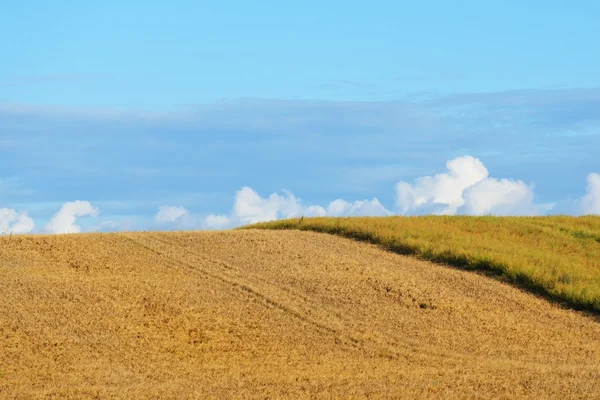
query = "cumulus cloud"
xmin=198 ymin=187 xmax=308 ymax=228
xmin=395 ymin=156 xmax=488 ymax=215
xmin=461 ymin=178 xmax=540 ymax=216
xmin=327 ymin=198 xmax=391 ymax=217
xmin=45 ymin=201 xmax=98 ymax=234
xmin=0 ymin=208 xmax=35 ymax=234
xmin=204 ymin=214 xmax=232 ymax=229
xmin=154 ymin=156 xmax=597 ymax=231
xmin=395 ymin=156 xmax=542 ymax=216
xmin=155 ymin=205 xmax=189 ymax=223
xmin=155 ymin=205 xmax=206 ymax=230
xmin=555 ymin=173 xmax=600 ymax=215
xmin=304 ymin=205 xmax=327 ymax=217
xmin=155 ymin=187 xmax=308 ymax=230
xmin=227 ymin=187 xmax=392 ymax=223
xmin=232 ymin=187 xmax=305 ymax=225
xmin=162 ymin=187 xmax=392 ymax=230
xmin=580 ymin=173 xmax=600 ymax=215
xmin=155 ymin=208 xmax=233 ymax=230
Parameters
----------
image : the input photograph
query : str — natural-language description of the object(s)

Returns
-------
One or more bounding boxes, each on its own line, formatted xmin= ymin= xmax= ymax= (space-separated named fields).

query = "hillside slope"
xmin=1 ymin=230 xmax=600 ymax=399
xmin=250 ymin=216 xmax=600 ymax=313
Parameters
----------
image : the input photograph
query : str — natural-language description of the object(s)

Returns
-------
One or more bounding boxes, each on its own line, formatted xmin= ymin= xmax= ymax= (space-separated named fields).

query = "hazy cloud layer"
xmin=2 ymin=87 xmax=599 ymax=231
xmin=2 ymin=87 xmax=599 ymax=213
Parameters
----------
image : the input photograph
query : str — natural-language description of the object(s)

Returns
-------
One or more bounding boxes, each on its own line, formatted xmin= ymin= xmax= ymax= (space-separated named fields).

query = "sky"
xmin=1 ymin=1 xmax=599 ymax=233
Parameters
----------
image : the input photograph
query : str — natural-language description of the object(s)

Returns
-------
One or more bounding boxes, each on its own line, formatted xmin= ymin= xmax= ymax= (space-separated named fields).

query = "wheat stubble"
xmin=1 ymin=230 xmax=599 ymax=399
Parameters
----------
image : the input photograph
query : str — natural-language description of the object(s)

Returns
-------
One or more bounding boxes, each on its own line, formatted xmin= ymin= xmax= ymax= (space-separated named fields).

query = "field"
xmin=1 ymin=229 xmax=600 ymax=398
xmin=249 ymin=216 xmax=600 ymax=314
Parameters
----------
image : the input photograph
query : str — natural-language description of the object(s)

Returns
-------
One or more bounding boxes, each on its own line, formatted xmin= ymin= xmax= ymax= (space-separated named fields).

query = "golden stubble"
xmin=1 ymin=230 xmax=599 ymax=399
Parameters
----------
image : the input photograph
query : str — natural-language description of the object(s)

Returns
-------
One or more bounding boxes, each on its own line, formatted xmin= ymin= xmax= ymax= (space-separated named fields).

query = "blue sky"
xmin=1 ymin=1 xmax=599 ymax=233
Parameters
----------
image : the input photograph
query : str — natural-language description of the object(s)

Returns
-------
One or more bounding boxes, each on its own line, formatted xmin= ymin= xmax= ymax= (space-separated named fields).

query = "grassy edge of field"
xmin=242 ymin=217 xmax=600 ymax=315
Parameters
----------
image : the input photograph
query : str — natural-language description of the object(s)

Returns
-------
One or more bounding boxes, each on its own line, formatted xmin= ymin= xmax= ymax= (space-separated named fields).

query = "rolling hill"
xmin=1 ymin=229 xmax=600 ymax=398
xmin=249 ymin=216 xmax=600 ymax=313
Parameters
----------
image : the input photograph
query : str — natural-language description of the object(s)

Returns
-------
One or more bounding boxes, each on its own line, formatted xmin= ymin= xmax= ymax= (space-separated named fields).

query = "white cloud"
xmin=228 ymin=187 xmax=391 ymax=224
xmin=395 ymin=156 xmax=488 ymax=215
xmin=152 ymin=157 xmax=598 ymax=231
xmin=155 ymin=205 xmax=189 ymax=223
xmin=213 ymin=187 xmax=390 ymax=227
xmin=395 ymin=156 xmax=541 ymax=216
xmin=233 ymin=186 xmax=305 ymax=225
xmin=461 ymin=178 xmax=539 ymax=216
xmin=539 ymin=173 xmax=600 ymax=216
xmin=327 ymin=198 xmax=391 ymax=217
xmin=204 ymin=214 xmax=232 ymax=229
xmin=305 ymin=205 xmax=327 ymax=217
xmin=45 ymin=201 xmax=98 ymax=234
xmin=0 ymin=208 xmax=35 ymax=234
xmin=155 ymin=205 xmax=209 ymax=230
xmin=198 ymin=188 xmax=390 ymax=229
xmin=580 ymin=173 xmax=600 ymax=215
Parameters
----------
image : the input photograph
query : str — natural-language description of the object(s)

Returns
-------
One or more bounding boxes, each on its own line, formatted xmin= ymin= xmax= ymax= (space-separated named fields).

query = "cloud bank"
xmin=327 ymin=198 xmax=391 ymax=217
xmin=1 ymin=156 xmax=598 ymax=235
xmin=155 ymin=186 xmax=392 ymax=230
xmin=154 ymin=155 xmax=597 ymax=230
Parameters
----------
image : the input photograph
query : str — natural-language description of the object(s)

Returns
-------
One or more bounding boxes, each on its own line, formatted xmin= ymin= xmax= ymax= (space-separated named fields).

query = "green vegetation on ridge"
xmin=245 ymin=216 xmax=600 ymax=314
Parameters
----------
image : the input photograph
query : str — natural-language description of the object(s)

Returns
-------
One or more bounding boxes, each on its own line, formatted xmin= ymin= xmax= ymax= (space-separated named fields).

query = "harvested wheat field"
xmin=1 ymin=230 xmax=600 ymax=399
